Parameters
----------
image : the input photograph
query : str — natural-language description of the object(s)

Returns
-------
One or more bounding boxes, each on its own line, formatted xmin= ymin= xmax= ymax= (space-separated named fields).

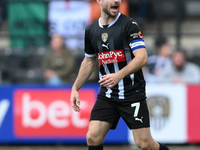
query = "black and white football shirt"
xmin=84 ymin=13 xmax=146 ymax=102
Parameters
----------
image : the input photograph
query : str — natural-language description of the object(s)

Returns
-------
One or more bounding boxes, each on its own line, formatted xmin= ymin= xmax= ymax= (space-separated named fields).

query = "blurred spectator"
xmin=158 ymin=51 xmax=200 ymax=84
xmin=42 ymin=34 xmax=76 ymax=85
xmin=144 ymin=36 xmax=173 ymax=83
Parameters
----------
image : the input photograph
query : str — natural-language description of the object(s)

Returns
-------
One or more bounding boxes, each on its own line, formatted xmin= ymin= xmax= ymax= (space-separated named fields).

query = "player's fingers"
xmin=71 ymin=97 xmax=80 ymax=112
xmin=99 ymin=78 xmax=110 ymax=86
xmin=72 ymin=104 xmax=80 ymax=112
xmin=100 ymin=80 xmax=113 ymax=88
xmin=98 ymin=75 xmax=110 ymax=83
xmin=106 ymin=82 xmax=115 ymax=88
xmin=70 ymin=97 xmax=76 ymax=107
xmin=72 ymin=101 xmax=80 ymax=111
xmin=98 ymin=78 xmax=106 ymax=83
xmin=76 ymin=98 xmax=80 ymax=106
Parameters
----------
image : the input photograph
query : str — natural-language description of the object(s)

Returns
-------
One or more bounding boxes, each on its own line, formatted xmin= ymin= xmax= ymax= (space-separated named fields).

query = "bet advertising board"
xmin=0 ymin=84 xmax=200 ymax=144
xmin=0 ymin=85 xmax=128 ymax=144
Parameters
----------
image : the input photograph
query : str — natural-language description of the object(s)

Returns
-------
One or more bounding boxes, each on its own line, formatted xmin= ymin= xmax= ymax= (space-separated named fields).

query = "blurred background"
xmin=0 ymin=0 xmax=200 ymax=85
xmin=0 ymin=0 xmax=200 ymax=149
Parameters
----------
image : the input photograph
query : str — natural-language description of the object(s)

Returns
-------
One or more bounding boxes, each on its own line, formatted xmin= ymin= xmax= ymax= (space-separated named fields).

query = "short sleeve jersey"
xmin=84 ymin=13 xmax=146 ymax=102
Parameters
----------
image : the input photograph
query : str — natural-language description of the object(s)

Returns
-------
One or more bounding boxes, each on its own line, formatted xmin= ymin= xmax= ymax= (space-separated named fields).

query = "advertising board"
xmin=129 ymin=84 xmax=187 ymax=144
xmin=0 ymin=85 xmax=128 ymax=144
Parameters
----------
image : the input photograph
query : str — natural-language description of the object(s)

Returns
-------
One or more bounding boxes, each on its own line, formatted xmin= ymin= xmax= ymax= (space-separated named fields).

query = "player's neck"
xmin=100 ymin=13 xmax=118 ymax=26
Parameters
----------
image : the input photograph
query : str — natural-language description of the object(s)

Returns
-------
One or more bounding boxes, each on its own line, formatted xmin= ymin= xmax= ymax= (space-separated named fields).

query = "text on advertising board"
xmin=14 ymin=89 xmax=95 ymax=137
xmin=0 ymin=99 xmax=10 ymax=128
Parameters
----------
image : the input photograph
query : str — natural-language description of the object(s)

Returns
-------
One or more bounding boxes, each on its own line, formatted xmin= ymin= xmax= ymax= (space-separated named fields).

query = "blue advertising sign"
xmin=0 ymin=84 xmax=128 ymax=144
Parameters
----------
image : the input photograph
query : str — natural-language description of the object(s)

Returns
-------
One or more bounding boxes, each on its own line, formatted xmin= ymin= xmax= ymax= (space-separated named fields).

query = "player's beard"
xmin=103 ymin=8 xmax=119 ymax=18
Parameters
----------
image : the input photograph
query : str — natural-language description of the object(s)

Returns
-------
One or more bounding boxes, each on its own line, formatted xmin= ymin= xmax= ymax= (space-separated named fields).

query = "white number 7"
xmin=131 ymin=102 xmax=140 ymax=117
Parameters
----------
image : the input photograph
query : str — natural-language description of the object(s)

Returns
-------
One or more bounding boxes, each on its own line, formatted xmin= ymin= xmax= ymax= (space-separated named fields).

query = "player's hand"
xmin=70 ymin=90 xmax=81 ymax=112
xmin=98 ymin=73 xmax=122 ymax=88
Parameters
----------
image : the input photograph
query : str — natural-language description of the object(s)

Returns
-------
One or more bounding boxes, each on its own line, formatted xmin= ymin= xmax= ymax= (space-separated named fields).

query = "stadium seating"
xmin=0 ymin=47 xmax=48 ymax=84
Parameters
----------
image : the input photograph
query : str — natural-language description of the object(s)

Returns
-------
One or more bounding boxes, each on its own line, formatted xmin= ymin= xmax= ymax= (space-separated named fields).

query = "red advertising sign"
xmin=14 ymin=89 xmax=96 ymax=137
xmin=187 ymin=85 xmax=200 ymax=143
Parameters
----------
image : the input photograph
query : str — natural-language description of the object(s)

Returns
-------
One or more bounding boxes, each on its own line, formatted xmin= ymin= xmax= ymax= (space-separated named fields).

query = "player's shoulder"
xmin=85 ymin=19 xmax=99 ymax=32
xmin=120 ymin=14 xmax=138 ymax=25
xmin=85 ymin=19 xmax=99 ymax=39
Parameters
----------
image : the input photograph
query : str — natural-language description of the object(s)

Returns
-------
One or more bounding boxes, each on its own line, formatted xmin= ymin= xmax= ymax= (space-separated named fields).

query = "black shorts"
xmin=90 ymin=95 xmax=150 ymax=130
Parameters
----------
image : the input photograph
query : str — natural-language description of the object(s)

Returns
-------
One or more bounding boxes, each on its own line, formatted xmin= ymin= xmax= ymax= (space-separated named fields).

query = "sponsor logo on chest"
xmin=97 ymin=49 xmax=125 ymax=65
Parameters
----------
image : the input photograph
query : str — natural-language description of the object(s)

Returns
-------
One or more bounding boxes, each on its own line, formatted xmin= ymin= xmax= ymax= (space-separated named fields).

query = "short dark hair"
xmin=176 ymin=49 xmax=187 ymax=60
xmin=155 ymin=36 xmax=167 ymax=49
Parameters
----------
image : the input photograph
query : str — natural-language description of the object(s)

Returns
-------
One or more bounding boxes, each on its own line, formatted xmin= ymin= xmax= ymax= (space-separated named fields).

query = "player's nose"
xmin=114 ymin=0 xmax=120 ymax=3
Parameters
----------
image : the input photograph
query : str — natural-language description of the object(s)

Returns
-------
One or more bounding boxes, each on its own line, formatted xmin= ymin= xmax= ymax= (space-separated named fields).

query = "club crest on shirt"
xmin=101 ymin=33 xmax=108 ymax=43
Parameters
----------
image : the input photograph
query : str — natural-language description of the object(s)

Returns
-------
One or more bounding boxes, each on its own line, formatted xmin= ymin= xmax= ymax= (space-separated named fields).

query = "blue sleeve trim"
xmin=131 ymin=45 xmax=146 ymax=51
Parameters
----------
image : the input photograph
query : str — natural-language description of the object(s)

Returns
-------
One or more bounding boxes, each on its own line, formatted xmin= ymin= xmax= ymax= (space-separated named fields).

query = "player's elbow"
xmin=133 ymin=48 xmax=148 ymax=67
xmin=141 ymin=53 xmax=148 ymax=67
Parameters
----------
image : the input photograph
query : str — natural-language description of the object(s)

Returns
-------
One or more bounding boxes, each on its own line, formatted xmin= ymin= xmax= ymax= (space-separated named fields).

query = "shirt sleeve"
xmin=84 ymin=27 xmax=96 ymax=57
xmin=125 ymin=19 xmax=146 ymax=51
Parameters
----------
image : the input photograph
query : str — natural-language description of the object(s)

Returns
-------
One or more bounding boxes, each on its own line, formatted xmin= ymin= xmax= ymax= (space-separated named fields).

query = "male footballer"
xmin=71 ymin=0 xmax=170 ymax=149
